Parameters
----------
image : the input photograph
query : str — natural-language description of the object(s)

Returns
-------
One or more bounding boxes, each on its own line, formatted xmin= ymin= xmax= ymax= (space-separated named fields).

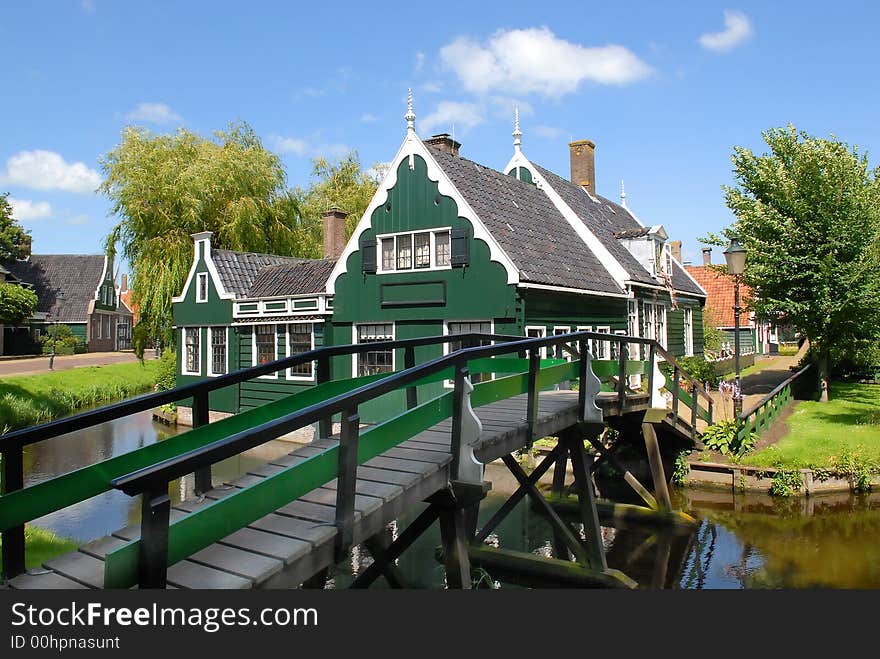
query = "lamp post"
xmin=724 ymin=238 xmax=747 ymax=417
xmin=48 ymin=290 xmax=64 ymax=371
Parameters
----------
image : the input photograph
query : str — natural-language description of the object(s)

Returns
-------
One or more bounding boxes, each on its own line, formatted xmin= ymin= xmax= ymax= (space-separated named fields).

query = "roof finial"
xmin=513 ymin=107 xmax=522 ymax=152
xmin=620 ymin=179 xmax=627 ymax=208
xmin=405 ymin=88 xmax=416 ymax=133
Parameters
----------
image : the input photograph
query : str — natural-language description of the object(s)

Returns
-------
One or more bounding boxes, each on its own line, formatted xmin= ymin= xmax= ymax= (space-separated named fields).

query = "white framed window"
xmin=656 ymin=306 xmax=667 ymax=349
xmin=196 ymin=272 xmax=209 ymax=303
xmin=183 ymin=327 xmax=201 ymax=375
xmin=611 ymin=330 xmax=627 ymax=360
xmin=208 ymin=327 xmax=227 ymax=376
xmin=445 ymin=320 xmax=493 ymax=386
xmin=642 ymin=302 xmax=656 ymax=341
xmin=253 ymin=324 xmax=278 ymax=378
xmin=684 ymin=307 xmax=694 ymax=357
xmin=105 ymin=314 xmax=111 ymax=338
xmin=354 ymin=323 xmax=395 ymax=376
xmin=376 ymin=228 xmax=453 ymax=273
xmin=552 ymin=326 xmax=572 ymax=361
xmin=595 ymin=326 xmax=611 ymax=360
xmin=525 ymin=326 xmax=547 ymax=359
xmin=97 ymin=314 xmax=102 ymax=339
xmin=627 ymin=299 xmax=640 ymax=360
xmin=286 ymin=323 xmax=315 ymax=381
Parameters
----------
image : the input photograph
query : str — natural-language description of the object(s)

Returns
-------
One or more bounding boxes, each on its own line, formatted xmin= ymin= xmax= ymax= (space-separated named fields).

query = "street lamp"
xmin=48 ymin=290 xmax=65 ymax=371
xmin=724 ymin=238 xmax=747 ymax=417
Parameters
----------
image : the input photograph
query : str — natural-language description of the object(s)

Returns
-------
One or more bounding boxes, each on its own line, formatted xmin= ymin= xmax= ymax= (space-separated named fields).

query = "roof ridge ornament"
xmin=620 ymin=179 xmax=627 ymax=208
xmin=513 ymin=107 xmax=522 ymax=153
xmin=405 ymin=88 xmax=416 ymax=133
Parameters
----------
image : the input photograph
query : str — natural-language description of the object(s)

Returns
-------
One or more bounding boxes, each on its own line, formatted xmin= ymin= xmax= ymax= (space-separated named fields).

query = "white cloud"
xmin=126 ymin=102 xmax=183 ymax=125
xmin=269 ymin=135 xmax=349 ymax=159
xmin=9 ymin=198 xmax=53 ymax=220
xmin=361 ymin=113 xmax=379 ymax=123
xmin=68 ymin=214 xmax=90 ymax=225
xmin=422 ymin=81 xmax=443 ymax=94
xmin=415 ymin=51 xmax=425 ymax=73
xmin=439 ymin=27 xmax=652 ymax=97
xmin=270 ymin=135 xmax=309 ymax=155
xmin=699 ymin=10 xmax=754 ymax=52
xmin=420 ymin=101 xmax=484 ymax=136
xmin=534 ymin=125 xmax=564 ymax=139
xmin=2 ymin=150 xmax=100 ymax=194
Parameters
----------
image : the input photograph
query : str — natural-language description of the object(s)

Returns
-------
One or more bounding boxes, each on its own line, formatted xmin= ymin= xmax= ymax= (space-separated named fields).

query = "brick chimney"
xmin=424 ymin=133 xmax=461 ymax=156
xmin=121 ymin=273 xmax=128 ymax=292
xmin=322 ymin=207 xmax=348 ymax=260
xmin=670 ymin=241 xmax=682 ymax=264
xmin=569 ymin=139 xmax=596 ymax=195
xmin=702 ymin=247 xmax=712 ymax=265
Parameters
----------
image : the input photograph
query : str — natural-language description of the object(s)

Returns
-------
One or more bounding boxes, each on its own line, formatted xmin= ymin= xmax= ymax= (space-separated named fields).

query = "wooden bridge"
xmin=0 ymin=331 xmax=714 ymax=590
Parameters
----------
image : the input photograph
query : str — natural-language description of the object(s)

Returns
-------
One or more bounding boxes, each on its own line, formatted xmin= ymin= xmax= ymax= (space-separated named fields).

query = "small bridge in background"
xmin=1 ymin=331 xmax=714 ymax=589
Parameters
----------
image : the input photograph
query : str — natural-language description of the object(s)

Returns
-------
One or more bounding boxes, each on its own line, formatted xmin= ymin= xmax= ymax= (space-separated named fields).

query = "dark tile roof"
xmin=426 ymin=146 xmax=624 ymax=295
xmin=531 ymin=164 xmax=658 ymax=287
xmin=247 ymin=259 xmax=336 ymax=298
xmin=1 ymin=255 xmax=105 ymax=323
xmin=531 ymin=164 xmax=705 ymax=296
xmin=211 ymin=250 xmax=306 ymax=297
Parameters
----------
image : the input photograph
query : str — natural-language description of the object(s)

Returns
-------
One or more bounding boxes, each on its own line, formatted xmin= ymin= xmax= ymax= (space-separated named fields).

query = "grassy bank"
xmin=741 ymin=382 xmax=880 ymax=470
xmin=0 ymin=526 xmax=78 ymax=570
xmin=0 ymin=360 xmax=159 ymax=432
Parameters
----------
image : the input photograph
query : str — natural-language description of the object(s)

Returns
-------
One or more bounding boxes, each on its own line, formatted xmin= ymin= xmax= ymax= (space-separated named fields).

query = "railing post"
xmin=672 ymin=366 xmax=681 ymax=419
xmin=526 ymin=347 xmax=541 ymax=449
xmin=335 ymin=406 xmax=360 ymax=562
xmin=404 ymin=346 xmax=417 ymax=410
xmin=690 ymin=383 xmax=699 ymax=440
xmin=708 ymin=395 xmax=714 ymax=425
xmin=647 ymin=343 xmax=656 ymax=397
xmin=1 ymin=444 xmax=26 ymax=582
xmin=617 ymin=340 xmax=628 ymax=409
xmin=578 ymin=339 xmax=588 ymax=418
xmin=138 ymin=482 xmax=171 ymax=589
xmin=317 ymin=355 xmax=332 ymax=439
xmin=451 ymin=361 xmax=468 ymax=478
xmin=192 ymin=390 xmax=212 ymax=496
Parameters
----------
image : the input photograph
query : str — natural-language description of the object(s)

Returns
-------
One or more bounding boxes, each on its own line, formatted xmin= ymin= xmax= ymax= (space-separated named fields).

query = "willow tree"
xmin=101 ymin=122 xmax=316 ymax=347
xmin=717 ymin=125 xmax=880 ymax=401
xmin=295 ymin=151 xmax=385 ymax=238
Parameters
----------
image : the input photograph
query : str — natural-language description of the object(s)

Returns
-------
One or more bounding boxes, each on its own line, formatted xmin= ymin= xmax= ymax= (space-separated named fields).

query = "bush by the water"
xmin=0 ymin=361 xmax=159 ymax=432
xmin=155 ymin=348 xmax=178 ymax=391
xmin=701 ymin=419 xmax=757 ymax=457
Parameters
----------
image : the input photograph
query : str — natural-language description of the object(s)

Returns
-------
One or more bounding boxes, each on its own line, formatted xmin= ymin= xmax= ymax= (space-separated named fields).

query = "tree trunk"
xmin=818 ymin=349 xmax=829 ymax=402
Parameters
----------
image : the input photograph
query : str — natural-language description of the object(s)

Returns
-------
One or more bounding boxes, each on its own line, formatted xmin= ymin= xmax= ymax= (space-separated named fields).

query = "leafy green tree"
xmin=701 ymin=305 xmax=725 ymax=354
xmin=101 ymin=122 xmax=312 ymax=349
xmin=294 ymin=151 xmax=385 ymax=240
xmin=0 ymin=192 xmax=32 ymax=260
xmin=708 ymin=125 xmax=880 ymax=401
xmin=0 ymin=281 xmax=37 ymax=324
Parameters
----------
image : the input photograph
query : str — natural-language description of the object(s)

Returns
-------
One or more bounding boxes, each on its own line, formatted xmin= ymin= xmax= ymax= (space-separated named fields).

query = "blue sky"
xmin=2 ymin=1 xmax=878 ymax=273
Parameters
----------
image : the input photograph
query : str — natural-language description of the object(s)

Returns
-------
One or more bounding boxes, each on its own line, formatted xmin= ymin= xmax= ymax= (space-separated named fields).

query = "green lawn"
xmin=742 ymin=382 xmax=880 ymax=469
xmin=0 ymin=526 xmax=78 ymax=570
xmin=0 ymin=360 xmax=159 ymax=432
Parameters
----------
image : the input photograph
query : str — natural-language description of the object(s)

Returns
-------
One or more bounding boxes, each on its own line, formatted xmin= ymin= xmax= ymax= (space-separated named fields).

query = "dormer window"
xmin=196 ymin=272 xmax=208 ymax=303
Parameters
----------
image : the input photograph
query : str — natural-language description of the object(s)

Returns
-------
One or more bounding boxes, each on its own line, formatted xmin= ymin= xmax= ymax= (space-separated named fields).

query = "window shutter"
xmin=361 ymin=238 xmax=377 ymax=274
xmin=450 ymin=227 xmax=470 ymax=268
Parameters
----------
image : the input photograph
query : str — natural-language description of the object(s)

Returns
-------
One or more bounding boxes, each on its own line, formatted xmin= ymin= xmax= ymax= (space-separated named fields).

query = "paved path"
xmin=711 ymin=351 xmax=803 ymax=420
xmin=0 ymin=351 xmax=156 ymax=378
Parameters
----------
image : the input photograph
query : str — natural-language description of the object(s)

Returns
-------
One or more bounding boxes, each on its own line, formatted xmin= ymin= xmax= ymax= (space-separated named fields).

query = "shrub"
xmin=701 ymin=419 xmax=756 ymax=457
xmin=155 ymin=348 xmax=178 ymax=391
xmin=660 ymin=355 xmax=719 ymax=389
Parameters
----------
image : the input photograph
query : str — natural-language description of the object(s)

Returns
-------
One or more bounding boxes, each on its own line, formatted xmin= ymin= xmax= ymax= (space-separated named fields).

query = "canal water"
xmin=21 ymin=412 xmax=880 ymax=589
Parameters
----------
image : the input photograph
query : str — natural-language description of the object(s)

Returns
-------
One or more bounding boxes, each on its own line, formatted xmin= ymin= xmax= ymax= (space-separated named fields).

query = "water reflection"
xmin=23 ymin=411 xmax=293 ymax=544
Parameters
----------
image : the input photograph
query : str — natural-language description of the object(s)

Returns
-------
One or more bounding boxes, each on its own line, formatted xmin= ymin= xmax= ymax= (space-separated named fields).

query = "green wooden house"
xmin=173 ymin=101 xmax=706 ymax=422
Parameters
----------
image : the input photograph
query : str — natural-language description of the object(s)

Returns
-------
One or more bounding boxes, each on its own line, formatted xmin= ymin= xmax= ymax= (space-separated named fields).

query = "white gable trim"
xmin=504 ymin=150 xmax=629 ymax=291
xmin=172 ymin=234 xmax=236 ymax=303
xmin=326 ymin=132 xmax=520 ymax=294
xmin=93 ymin=253 xmax=110 ymax=301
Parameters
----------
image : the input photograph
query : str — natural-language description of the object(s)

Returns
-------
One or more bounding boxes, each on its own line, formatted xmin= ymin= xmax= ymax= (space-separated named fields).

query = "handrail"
xmin=738 ymin=363 xmax=813 ymax=421
xmin=654 ymin=344 xmax=714 ymax=406
xmin=109 ymin=331 xmax=647 ymax=494
xmin=0 ymin=332 xmax=522 ymax=450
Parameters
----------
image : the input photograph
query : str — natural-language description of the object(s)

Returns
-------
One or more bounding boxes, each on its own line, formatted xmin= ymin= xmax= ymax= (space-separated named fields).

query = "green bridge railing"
xmin=736 ymin=364 xmax=814 ymax=442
